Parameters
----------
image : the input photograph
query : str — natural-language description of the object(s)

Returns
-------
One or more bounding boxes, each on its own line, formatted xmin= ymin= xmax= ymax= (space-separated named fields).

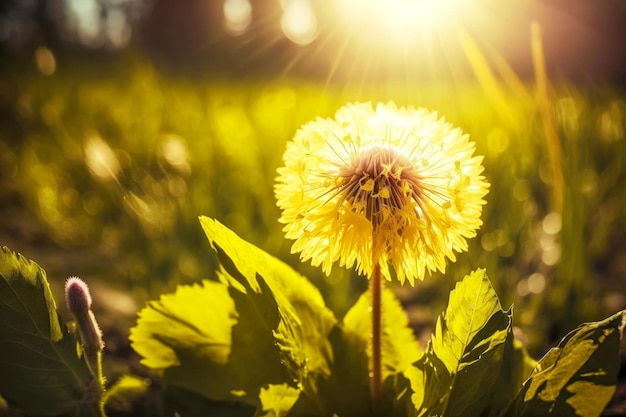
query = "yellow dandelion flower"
xmin=275 ymin=102 xmax=489 ymax=285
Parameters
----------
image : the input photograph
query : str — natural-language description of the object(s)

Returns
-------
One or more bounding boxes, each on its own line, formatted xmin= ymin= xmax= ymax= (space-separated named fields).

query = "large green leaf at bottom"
xmin=199 ymin=217 xmax=336 ymax=396
xmin=407 ymin=269 xmax=511 ymax=417
xmin=0 ymin=246 xmax=96 ymax=416
xmin=159 ymin=275 xmax=292 ymax=406
xmin=130 ymin=280 xmax=237 ymax=369
xmin=502 ymin=310 xmax=625 ymax=417
xmin=130 ymin=279 xmax=282 ymax=406
xmin=132 ymin=218 xmax=337 ymax=409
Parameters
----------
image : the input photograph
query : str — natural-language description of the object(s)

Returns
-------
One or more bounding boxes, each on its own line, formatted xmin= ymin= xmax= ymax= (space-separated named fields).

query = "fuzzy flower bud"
xmin=65 ymin=276 xmax=92 ymax=314
xmin=65 ymin=277 xmax=104 ymax=357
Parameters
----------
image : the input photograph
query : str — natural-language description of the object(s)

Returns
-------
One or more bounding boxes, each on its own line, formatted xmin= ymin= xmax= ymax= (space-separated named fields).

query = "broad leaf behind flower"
xmin=130 ymin=269 xmax=291 ymax=406
xmin=317 ymin=287 xmax=422 ymax=417
xmin=343 ymin=287 xmax=423 ymax=380
xmin=129 ymin=279 xmax=275 ymax=405
xmin=131 ymin=218 xmax=336 ymax=409
xmin=199 ymin=216 xmax=337 ymax=395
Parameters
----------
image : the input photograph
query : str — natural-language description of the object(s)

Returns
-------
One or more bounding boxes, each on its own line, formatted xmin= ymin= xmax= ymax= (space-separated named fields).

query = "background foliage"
xmin=2 ymin=56 xmax=625 ymax=350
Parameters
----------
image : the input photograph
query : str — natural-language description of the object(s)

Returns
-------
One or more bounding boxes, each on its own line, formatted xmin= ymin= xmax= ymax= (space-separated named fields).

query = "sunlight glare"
xmin=339 ymin=0 xmax=468 ymax=41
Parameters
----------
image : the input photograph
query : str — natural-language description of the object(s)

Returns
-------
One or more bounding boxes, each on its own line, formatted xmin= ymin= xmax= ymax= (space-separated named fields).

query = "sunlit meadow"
xmin=1 ymin=0 xmax=626 ymax=415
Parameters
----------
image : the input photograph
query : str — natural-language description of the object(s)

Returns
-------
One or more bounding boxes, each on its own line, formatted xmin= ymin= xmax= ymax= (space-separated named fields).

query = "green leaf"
xmin=199 ymin=217 xmax=336 ymax=395
xmin=0 ymin=246 xmax=96 ymax=416
xmin=484 ymin=332 xmax=537 ymax=417
xmin=131 ymin=218 xmax=337 ymax=410
xmin=103 ymin=374 xmax=149 ymax=414
xmin=317 ymin=325 xmax=372 ymax=417
xmin=407 ymin=269 xmax=511 ymax=417
xmin=257 ymin=384 xmax=300 ymax=417
xmin=164 ymin=386 xmax=256 ymax=417
xmin=503 ymin=310 xmax=625 ymax=417
xmin=343 ymin=287 xmax=422 ymax=380
xmin=383 ymin=372 xmax=417 ymax=417
xmin=164 ymin=273 xmax=292 ymax=406
xmin=316 ymin=287 xmax=421 ymax=417
xmin=131 ymin=280 xmax=275 ymax=405
xmin=130 ymin=280 xmax=237 ymax=369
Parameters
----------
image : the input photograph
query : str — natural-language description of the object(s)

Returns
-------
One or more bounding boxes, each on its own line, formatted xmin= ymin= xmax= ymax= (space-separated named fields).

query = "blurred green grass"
xmin=0 ymin=57 xmax=625 ymax=354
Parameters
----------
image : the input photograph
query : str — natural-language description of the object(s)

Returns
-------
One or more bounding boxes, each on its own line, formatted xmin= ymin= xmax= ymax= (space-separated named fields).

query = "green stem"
xmin=78 ymin=315 xmax=106 ymax=416
xmin=84 ymin=345 xmax=106 ymax=416
xmin=95 ymin=350 xmax=106 ymax=417
xmin=370 ymin=262 xmax=383 ymax=415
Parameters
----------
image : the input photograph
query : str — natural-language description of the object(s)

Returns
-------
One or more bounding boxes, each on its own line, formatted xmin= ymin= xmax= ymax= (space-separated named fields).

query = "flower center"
xmin=338 ymin=145 xmax=422 ymax=231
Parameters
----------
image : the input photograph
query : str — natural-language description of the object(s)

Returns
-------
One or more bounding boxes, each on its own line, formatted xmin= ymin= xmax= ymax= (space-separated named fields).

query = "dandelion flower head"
xmin=275 ymin=102 xmax=489 ymax=285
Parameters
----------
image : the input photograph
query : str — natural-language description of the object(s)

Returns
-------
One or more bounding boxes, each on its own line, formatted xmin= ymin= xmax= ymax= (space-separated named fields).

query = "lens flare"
xmin=338 ymin=0 xmax=468 ymax=41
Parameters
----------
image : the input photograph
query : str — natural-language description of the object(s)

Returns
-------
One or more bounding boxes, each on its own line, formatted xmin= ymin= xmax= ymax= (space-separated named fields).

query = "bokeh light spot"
xmin=597 ymin=100 xmax=625 ymax=143
xmin=38 ymin=186 xmax=58 ymax=218
xmin=161 ymin=134 xmax=189 ymax=169
xmin=106 ymin=8 xmax=132 ymax=48
xmin=494 ymin=229 xmax=509 ymax=247
xmin=542 ymin=244 xmax=561 ymax=266
xmin=527 ymin=273 xmax=546 ymax=294
xmin=542 ymin=212 xmax=562 ymax=235
xmin=556 ymin=96 xmax=582 ymax=138
xmin=35 ymin=47 xmax=56 ymax=76
xmin=487 ymin=128 xmax=510 ymax=154
xmin=281 ymin=0 xmax=318 ymax=45
xmin=513 ymin=180 xmax=530 ymax=202
xmin=579 ymin=169 xmax=598 ymax=197
xmin=67 ymin=0 xmax=104 ymax=47
xmin=481 ymin=233 xmax=496 ymax=251
xmin=223 ymin=0 xmax=253 ymax=35
xmin=168 ymin=177 xmax=188 ymax=197
xmin=84 ymin=132 xmax=120 ymax=182
xmin=517 ymin=278 xmax=529 ymax=297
